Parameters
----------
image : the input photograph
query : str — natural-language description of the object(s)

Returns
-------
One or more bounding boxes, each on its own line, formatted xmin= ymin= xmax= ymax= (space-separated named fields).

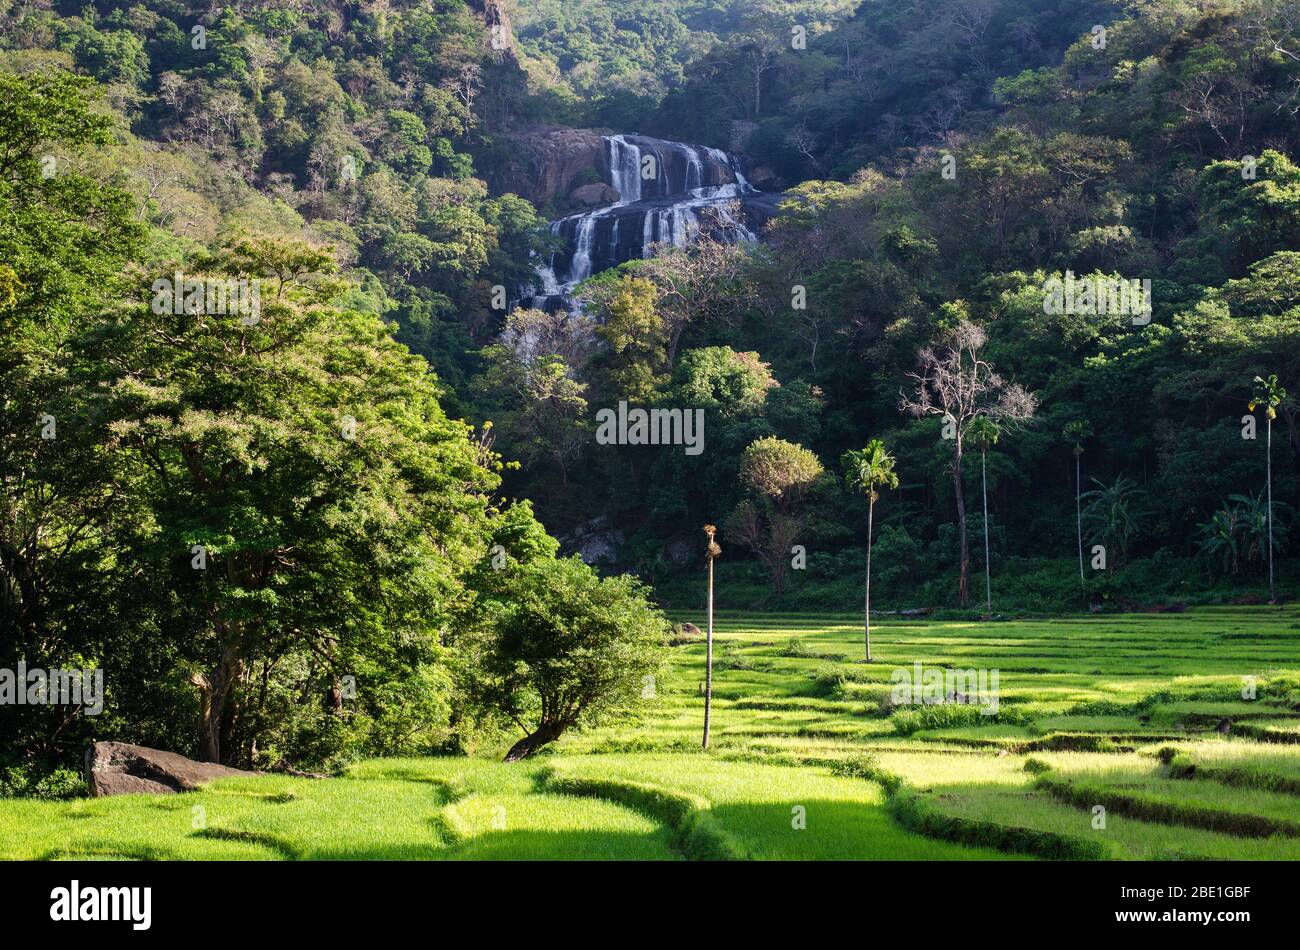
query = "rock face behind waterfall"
xmin=494 ymin=128 xmax=752 ymax=211
xmin=494 ymin=126 xmax=609 ymax=211
xmin=513 ymin=131 xmax=779 ymax=312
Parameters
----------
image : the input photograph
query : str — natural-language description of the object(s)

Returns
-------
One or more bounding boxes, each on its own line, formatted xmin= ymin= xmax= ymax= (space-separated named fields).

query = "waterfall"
xmin=607 ymin=134 xmax=642 ymax=204
xmin=522 ymin=133 xmax=762 ymax=313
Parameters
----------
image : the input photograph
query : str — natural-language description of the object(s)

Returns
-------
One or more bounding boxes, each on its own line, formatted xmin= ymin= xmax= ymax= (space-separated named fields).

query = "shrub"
xmin=806 ymin=663 xmax=877 ymax=695
xmin=779 ymin=638 xmax=818 ymax=658
xmin=891 ymin=702 xmax=1030 ymax=736
xmin=0 ymin=764 xmax=86 ymax=800
xmin=716 ymin=644 xmax=754 ymax=671
xmin=830 ymin=751 xmax=879 ymax=777
xmin=1166 ymin=753 xmax=1197 ymax=779
xmin=831 ymin=752 xmax=902 ymax=794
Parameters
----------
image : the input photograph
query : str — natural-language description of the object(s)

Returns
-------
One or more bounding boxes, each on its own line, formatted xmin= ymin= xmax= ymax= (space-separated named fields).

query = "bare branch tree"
xmin=900 ymin=319 xmax=1036 ymax=604
xmin=635 ymin=237 xmax=756 ymax=367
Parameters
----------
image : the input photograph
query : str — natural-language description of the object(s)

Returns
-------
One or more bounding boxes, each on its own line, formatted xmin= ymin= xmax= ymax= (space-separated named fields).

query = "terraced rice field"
xmin=3 ymin=606 xmax=1298 ymax=860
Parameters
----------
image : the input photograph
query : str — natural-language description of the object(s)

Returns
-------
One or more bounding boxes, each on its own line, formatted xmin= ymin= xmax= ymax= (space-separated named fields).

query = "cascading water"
xmin=522 ymin=133 xmax=766 ymax=312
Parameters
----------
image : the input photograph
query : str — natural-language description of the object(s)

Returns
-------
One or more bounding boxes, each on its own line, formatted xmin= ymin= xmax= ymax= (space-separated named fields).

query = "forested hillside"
xmin=2 ymin=0 xmax=1299 ymax=781
xmin=488 ymin=0 xmax=1300 ymax=613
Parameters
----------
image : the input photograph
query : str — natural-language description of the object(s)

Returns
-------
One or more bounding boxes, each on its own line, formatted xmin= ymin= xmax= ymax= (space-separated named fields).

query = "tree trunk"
xmin=191 ymin=672 xmax=215 ymax=762
xmin=1075 ymin=452 xmax=1085 ymax=593
xmin=1267 ymin=417 xmax=1275 ymax=602
xmin=952 ymin=439 xmax=969 ymax=605
xmin=667 ymin=320 xmax=687 ymax=369
xmin=703 ymin=554 xmax=714 ymax=750
xmin=1281 ymin=404 xmax=1299 ymax=463
xmin=503 ymin=721 xmax=564 ymax=761
xmin=982 ymin=447 xmax=991 ymax=618
xmin=770 ymin=557 xmax=786 ymax=597
xmin=864 ymin=496 xmax=874 ymax=661
xmin=192 ymin=644 xmax=243 ymax=764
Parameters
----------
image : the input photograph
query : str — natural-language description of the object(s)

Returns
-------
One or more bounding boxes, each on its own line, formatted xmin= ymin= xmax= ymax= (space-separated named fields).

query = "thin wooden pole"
xmin=703 ymin=553 xmax=713 ymax=749
xmin=703 ymin=525 xmax=718 ymax=750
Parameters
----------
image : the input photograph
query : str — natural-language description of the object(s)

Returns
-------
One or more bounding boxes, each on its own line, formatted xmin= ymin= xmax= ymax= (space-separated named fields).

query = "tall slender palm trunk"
xmin=864 ymin=496 xmax=874 ymax=661
xmin=1075 ymin=452 xmax=1084 ymax=593
xmin=703 ymin=552 xmax=714 ymax=750
xmin=1267 ymin=417 xmax=1275 ymax=602
xmin=982 ymin=447 xmax=991 ymax=617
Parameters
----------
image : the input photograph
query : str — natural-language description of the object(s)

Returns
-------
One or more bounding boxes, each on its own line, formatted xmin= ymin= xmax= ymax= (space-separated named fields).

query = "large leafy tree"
xmin=728 ymin=436 xmax=824 ymax=597
xmin=0 ymin=69 xmax=148 ymax=765
xmin=478 ymin=308 xmax=591 ymax=490
xmin=94 ymin=235 xmax=502 ymax=766
xmin=1197 ymin=150 xmax=1300 ymax=278
xmin=464 ymin=553 xmax=669 ymax=761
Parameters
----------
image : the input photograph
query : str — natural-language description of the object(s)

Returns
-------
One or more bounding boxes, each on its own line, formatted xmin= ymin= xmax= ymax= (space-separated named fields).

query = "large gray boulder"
xmin=569 ymin=182 xmax=620 ymax=209
xmin=85 ymin=741 xmax=255 ymax=797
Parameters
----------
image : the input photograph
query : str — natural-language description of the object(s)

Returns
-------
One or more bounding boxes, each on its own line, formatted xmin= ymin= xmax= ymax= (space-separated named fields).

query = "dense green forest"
xmin=2 ymin=0 xmax=1299 ymax=784
xmin=492 ymin=0 xmax=1300 ymax=614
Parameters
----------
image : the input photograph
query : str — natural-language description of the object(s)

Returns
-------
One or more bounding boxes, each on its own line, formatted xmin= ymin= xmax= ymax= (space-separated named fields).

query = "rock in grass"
xmin=85 ymin=742 xmax=255 ymax=797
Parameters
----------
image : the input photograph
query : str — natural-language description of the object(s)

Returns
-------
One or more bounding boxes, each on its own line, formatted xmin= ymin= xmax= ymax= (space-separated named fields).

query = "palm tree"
xmin=1249 ymin=375 xmax=1288 ymax=602
xmin=1063 ymin=420 xmax=1092 ymax=595
xmin=968 ymin=417 xmax=1000 ymax=618
xmin=702 ymin=524 xmax=721 ymax=749
xmin=842 ymin=440 xmax=899 ymax=661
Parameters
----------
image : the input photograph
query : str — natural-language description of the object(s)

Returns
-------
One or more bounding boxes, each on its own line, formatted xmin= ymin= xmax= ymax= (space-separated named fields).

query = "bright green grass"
xmin=4 ymin=606 xmax=1299 ymax=860
xmin=549 ymin=754 xmax=1021 ymax=860
xmin=923 ymin=786 xmax=1300 ymax=860
xmin=620 ymin=606 xmax=1300 ymax=859
xmin=870 ymin=749 xmax=1300 ymax=860
xmin=1037 ymin=753 xmax=1300 ymax=828
xmin=1175 ymin=738 xmax=1300 ymax=782
xmin=352 ymin=758 xmax=677 ymax=860
xmin=0 ymin=759 xmax=677 ymax=861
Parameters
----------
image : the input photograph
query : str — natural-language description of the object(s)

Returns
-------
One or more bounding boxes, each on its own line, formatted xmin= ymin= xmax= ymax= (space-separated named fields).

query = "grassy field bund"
xmin=4 ymin=605 xmax=1299 ymax=861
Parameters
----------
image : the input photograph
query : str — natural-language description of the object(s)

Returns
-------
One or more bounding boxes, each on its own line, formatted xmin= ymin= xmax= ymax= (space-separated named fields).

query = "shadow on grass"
xmin=706 ymin=798 xmax=1021 ymax=861
xmin=438 ymin=827 xmax=681 ymax=861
